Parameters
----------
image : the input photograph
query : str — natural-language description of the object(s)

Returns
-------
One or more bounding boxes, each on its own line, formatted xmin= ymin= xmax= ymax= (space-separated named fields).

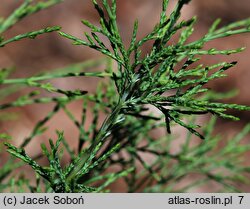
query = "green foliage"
xmin=0 ymin=0 xmax=250 ymax=192
xmin=59 ymin=0 xmax=250 ymax=138
xmin=0 ymin=26 xmax=61 ymax=47
xmin=0 ymin=0 xmax=63 ymax=46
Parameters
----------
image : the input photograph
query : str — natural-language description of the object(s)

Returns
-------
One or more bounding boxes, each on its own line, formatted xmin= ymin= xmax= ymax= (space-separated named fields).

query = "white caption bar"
xmin=0 ymin=193 xmax=249 ymax=209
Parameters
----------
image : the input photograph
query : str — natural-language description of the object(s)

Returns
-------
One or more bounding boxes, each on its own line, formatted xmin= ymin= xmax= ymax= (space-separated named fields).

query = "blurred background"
xmin=0 ymin=0 xmax=250 ymax=192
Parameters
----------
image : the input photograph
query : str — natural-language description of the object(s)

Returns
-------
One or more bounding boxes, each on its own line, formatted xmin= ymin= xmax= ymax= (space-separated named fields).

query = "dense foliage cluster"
xmin=0 ymin=0 xmax=250 ymax=192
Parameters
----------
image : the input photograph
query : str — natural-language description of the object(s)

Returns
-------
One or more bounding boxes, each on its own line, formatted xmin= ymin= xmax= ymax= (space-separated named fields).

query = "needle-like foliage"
xmin=1 ymin=0 xmax=250 ymax=192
